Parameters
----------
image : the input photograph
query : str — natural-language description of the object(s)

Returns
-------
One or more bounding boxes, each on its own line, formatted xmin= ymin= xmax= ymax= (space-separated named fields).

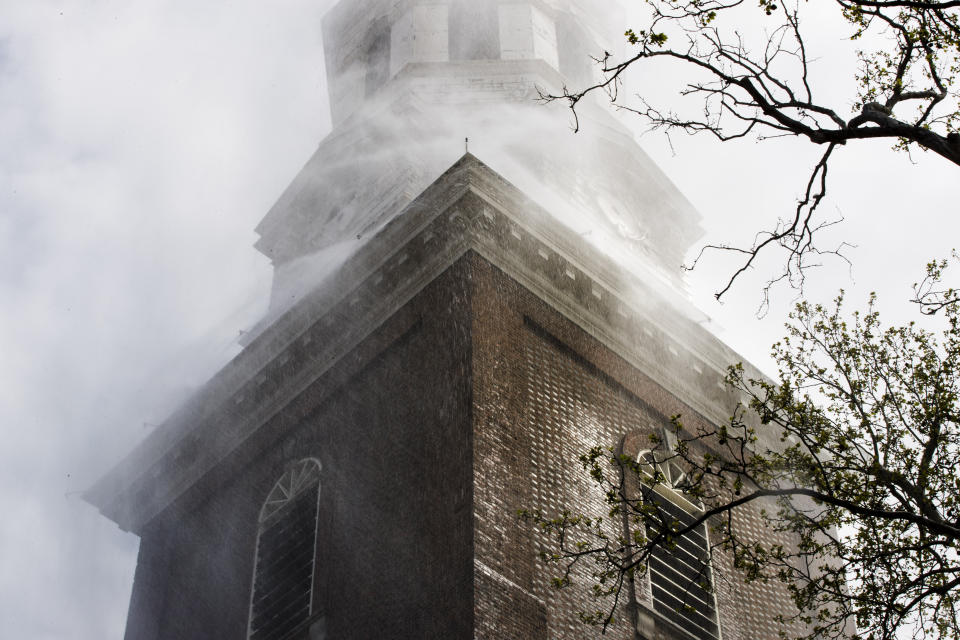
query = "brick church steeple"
xmin=87 ymin=3 xmax=801 ymax=639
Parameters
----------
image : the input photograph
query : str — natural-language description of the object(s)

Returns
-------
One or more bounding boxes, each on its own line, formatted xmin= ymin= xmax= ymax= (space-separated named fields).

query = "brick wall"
xmin=123 ymin=251 xmax=802 ymax=640
xmin=470 ymin=254 xmax=803 ymax=640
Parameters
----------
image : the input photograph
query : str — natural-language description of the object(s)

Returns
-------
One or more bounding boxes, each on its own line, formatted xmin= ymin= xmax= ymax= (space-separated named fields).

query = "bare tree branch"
xmin=543 ymin=0 xmax=960 ymax=302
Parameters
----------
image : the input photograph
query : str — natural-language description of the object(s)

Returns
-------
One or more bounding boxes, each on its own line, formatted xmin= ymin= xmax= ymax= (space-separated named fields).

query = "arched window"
xmin=625 ymin=432 xmax=720 ymax=640
xmin=643 ymin=485 xmax=719 ymax=640
xmin=248 ymin=459 xmax=322 ymax=640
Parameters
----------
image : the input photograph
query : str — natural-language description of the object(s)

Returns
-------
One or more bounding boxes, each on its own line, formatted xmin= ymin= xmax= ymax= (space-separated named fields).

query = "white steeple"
xmin=254 ymin=0 xmax=703 ymax=314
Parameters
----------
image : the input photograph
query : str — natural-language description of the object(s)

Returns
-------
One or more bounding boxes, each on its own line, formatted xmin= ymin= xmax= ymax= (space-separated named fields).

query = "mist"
xmin=0 ymin=1 xmax=954 ymax=638
xmin=0 ymin=2 xmax=329 ymax=637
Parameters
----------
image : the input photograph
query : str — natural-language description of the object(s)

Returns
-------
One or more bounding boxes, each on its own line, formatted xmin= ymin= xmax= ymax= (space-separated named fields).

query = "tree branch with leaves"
xmin=522 ymin=258 xmax=960 ymax=640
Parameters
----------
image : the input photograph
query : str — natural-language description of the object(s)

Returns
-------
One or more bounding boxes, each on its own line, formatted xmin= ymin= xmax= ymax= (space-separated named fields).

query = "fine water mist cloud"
xmin=0 ymin=2 xmax=330 ymax=637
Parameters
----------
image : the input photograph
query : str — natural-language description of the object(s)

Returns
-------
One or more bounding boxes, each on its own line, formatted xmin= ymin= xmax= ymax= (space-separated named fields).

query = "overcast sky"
xmin=0 ymin=1 xmax=955 ymax=638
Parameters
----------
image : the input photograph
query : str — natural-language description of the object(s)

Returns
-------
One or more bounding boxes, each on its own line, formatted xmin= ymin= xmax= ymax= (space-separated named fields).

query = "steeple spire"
xmin=253 ymin=0 xmax=703 ymax=316
xmin=320 ymin=0 xmax=621 ymax=124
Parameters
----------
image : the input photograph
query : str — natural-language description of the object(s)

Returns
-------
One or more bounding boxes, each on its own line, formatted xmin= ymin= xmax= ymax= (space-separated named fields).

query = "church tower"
xmin=87 ymin=2 xmax=800 ymax=639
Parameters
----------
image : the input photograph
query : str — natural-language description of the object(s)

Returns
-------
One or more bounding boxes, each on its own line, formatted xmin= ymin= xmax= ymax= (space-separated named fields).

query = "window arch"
xmin=248 ymin=459 xmax=322 ymax=640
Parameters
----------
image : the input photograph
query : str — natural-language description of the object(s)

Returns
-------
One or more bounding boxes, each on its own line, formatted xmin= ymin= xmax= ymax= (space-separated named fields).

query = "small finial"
xmin=465 ymin=137 xmax=469 ymax=154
